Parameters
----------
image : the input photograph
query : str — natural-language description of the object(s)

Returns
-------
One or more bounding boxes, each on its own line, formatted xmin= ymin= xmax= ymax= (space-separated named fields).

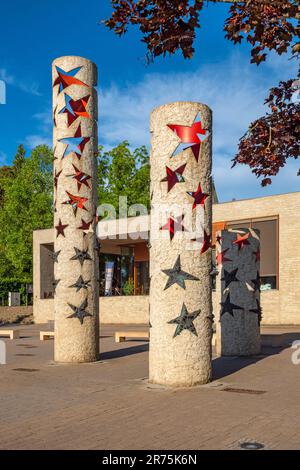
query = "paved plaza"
xmin=0 ymin=323 xmax=300 ymax=450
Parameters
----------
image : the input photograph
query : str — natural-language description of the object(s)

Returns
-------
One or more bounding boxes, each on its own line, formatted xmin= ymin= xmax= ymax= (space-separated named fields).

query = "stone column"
xmin=216 ymin=228 xmax=261 ymax=356
xmin=149 ymin=102 xmax=213 ymax=387
xmin=52 ymin=56 xmax=99 ymax=363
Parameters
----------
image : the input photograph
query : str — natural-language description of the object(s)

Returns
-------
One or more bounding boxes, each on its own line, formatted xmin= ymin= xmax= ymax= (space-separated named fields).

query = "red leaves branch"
xmin=224 ymin=0 xmax=299 ymax=65
xmin=232 ymin=69 xmax=300 ymax=186
xmin=105 ymin=0 xmax=204 ymax=60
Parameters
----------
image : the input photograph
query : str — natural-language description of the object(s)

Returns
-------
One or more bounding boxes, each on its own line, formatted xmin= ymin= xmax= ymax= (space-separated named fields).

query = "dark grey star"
xmin=51 ymin=250 xmax=61 ymax=263
xmin=220 ymin=293 xmax=243 ymax=318
xmin=70 ymin=247 xmax=92 ymax=266
xmin=168 ymin=303 xmax=200 ymax=338
xmin=250 ymin=299 xmax=263 ymax=325
xmin=221 ymin=267 xmax=239 ymax=289
xmin=250 ymin=272 xmax=260 ymax=292
xmin=162 ymin=255 xmax=199 ymax=290
xmin=67 ymin=298 xmax=92 ymax=325
xmin=69 ymin=275 xmax=91 ymax=292
xmin=53 ymin=279 xmax=60 ymax=293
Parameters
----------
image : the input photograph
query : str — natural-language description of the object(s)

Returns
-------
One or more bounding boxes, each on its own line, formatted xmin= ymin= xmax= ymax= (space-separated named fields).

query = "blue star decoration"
xmin=67 ymin=298 xmax=92 ymax=325
xmin=58 ymin=124 xmax=90 ymax=160
xmin=53 ymin=66 xmax=88 ymax=94
xmin=168 ymin=303 xmax=201 ymax=338
xmin=162 ymin=255 xmax=199 ymax=290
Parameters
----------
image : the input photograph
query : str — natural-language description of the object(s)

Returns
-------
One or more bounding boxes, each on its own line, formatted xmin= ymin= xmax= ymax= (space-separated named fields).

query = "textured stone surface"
xmin=149 ymin=102 xmax=213 ymax=387
xmin=52 ymin=56 xmax=99 ymax=362
xmin=216 ymin=229 xmax=261 ymax=356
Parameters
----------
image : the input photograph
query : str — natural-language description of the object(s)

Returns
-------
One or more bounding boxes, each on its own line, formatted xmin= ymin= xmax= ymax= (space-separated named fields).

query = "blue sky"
xmin=0 ymin=0 xmax=298 ymax=202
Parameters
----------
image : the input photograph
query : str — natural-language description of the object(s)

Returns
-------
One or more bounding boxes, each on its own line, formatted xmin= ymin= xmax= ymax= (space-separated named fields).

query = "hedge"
xmin=0 ymin=279 xmax=32 ymax=306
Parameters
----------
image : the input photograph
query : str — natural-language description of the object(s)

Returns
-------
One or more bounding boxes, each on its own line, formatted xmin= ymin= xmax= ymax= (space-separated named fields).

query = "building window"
xmin=226 ymin=217 xmax=279 ymax=290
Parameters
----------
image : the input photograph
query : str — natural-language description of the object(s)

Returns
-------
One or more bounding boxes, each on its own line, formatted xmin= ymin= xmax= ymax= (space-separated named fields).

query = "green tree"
xmin=12 ymin=144 xmax=26 ymax=174
xmin=0 ymin=145 xmax=53 ymax=279
xmin=97 ymin=141 xmax=150 ymax=216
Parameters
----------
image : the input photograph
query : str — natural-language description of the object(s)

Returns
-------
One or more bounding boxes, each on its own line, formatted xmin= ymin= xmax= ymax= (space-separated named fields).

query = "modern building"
xmin=33 ymin=191 xmax=300 ymax=325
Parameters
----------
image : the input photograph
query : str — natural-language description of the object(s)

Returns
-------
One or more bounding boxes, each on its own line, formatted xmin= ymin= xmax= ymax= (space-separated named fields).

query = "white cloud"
xmin=0 ymin=68 xmax=42 ymax=96
xmin=98 ymin=52 xmax=299 ymax=201
xmin=23 ymin=134 xmax=52 ymax=149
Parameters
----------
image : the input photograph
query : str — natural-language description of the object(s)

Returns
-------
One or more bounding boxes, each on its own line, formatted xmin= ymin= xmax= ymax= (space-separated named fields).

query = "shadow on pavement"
xmin=101 ymin=343 xmax=149 ymax=360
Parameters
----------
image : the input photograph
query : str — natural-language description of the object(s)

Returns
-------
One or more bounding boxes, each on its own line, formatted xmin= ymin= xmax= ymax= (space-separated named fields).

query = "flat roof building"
xmin=33 ymin=191 xmax=300 ymax=325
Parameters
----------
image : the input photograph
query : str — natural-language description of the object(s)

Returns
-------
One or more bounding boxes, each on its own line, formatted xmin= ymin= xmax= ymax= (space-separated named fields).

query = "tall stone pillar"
xmin=216 ymin=228 xmax=261 ymax=356
xmin=149 ymin=102 xmax=213 ymax=387
xmin=52 ymin=56 xmax=99 ymax=363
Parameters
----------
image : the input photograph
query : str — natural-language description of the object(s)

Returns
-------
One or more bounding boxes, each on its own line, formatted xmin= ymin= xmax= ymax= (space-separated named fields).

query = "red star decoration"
xmin=161 ymin=163 xmax=186 ymax=192
xmin=216 ymin=248 xmax=232 ymax=266
xmin=63 ymin=191 xmax=88 ymax=216
xmin=55 ymin=218 xmax=68 ymax=238
xmin=160 ymin=215 xmax=186 ymax=241
xmin=78 ymin=218 xmax=93 ymax=231
xmin=167 ymin=114 xmax=209 ymax=162
xmin=59 ymin=94 xmax=91 ymax=126
xmin=201 ymin=230 xmax=212 ymax=254
xmin=68 ymin=164 xmax=91 ymax=191
xmin=233 ymin=232 xmax=250 ymax=250
xmin=253 ymin=249 xmax=261 ymax=262
xmin=187 ymin=183 xmax=209 ymax=209
xmin=53 ymin=66 xmax=89 ymax=93
xmin=54 ymin=168 xmax=62 ymax=190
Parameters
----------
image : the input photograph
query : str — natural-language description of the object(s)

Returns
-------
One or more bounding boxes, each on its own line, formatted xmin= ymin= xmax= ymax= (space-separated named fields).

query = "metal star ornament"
xmin=69 ymin=275 xmax=91 ymax=292
xmin=168 ymin=303 xmax=200 ymax=338
xmin=187 ymin=183 xmax=208 ymax=209
xmin=160 ymin=215 xmax=186 ymax=241
xmin=167 ymin=113 xmax=210 ymax=161
xmin=232 ymin=232 xmax=250 ymax=250
xmin=70 ymin=247 xmax=92 ymax=266
xmin=59 ymin=93 xmax=91 ymax=126
xmin=161 ymin=163 xmax=186 ymax=192
xmin=51 ymin=250 xmax=61 ymax=263
xmin=63 ymin=191 xmax=88 ymax=216
xmin=201 ymin=230 xmax=211 ymax=254
xmin=59 ymin=124 xmax=90 ymax=160
xmin=55 ymin=218 xmax=68 ymax=238
xmin=54 ymin=168 xmax=62 ymax=190
xmin=67 ymin=298 xmax=92 ymax=325
xmin=77 ymin=218 xmax=93 ymax=232
xmin=52 ymin=279 xmax=60 ymax=293
xmin=53 ymin=66 xmax=88 ymax=94
xmin=162 ymin=255 xmax=199 ymax=290
xmin=220 ymin=293 xmax=243 ymax=318
xmin=67 ymin=164 xmax=91 ymax=191
xmin=221 ymin=268 xmax=239 ymax=289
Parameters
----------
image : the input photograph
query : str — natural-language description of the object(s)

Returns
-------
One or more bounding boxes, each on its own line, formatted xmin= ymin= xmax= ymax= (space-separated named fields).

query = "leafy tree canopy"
xmin=105 ymin=0 xmax=300 ymax=185
xmin=97 ymin=141 xmax=150 ymax=215
xmin=0 ymin=145 xmax=53 ymax=279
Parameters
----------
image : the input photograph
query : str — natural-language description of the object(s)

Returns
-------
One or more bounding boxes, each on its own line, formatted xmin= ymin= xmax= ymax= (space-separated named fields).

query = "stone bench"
xmin=115 ymin=331 xmax=149 ymax=343
xmin=40 ymin=331 xmax=55 ymax=341
xmin=0 ymin=329 xmax=19 ymax=340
